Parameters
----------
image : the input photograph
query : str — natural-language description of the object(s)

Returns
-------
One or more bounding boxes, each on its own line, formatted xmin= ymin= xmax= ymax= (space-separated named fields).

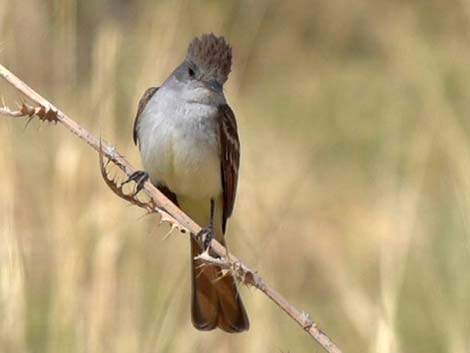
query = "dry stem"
xmin=0 ymin=63 xmax=342 ymax=353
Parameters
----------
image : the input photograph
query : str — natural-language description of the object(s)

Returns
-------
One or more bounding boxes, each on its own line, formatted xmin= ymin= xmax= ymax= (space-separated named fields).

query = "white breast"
xmin=136 ymin=83 xmax=222 ymax=199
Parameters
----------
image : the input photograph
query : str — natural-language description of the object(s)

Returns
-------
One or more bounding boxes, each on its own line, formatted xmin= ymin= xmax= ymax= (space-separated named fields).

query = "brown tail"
xmin=190 ymin=237 xmax=249 ymax=333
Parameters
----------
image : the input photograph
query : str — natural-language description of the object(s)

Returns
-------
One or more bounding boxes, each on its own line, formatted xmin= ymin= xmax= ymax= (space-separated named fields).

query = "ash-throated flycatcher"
xmin=131 ymin=34 xmax=249 ymax=332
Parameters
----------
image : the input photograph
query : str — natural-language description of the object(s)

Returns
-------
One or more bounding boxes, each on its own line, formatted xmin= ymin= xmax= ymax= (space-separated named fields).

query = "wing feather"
xmin=218 ymin=104 xmax=240 ymax=233
xmin=133 ymin=86 xmax=159 ymax=146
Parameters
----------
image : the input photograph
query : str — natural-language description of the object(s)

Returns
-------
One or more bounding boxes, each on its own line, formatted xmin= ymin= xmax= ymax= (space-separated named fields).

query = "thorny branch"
xmin=0 ymin=63 xmax=342 ymax=353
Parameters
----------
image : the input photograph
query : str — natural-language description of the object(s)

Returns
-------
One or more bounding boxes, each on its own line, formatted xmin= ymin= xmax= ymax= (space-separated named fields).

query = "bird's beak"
xmin=204 ymin=79 xmax=223 ymax=93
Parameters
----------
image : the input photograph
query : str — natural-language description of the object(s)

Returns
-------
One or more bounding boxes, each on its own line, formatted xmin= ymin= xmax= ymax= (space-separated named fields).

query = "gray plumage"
xmin=133 ymin=33 xmax=249 ymax=333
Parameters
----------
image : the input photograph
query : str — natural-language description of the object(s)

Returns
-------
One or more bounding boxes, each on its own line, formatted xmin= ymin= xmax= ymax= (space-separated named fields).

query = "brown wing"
xmin=218 ymin=104 xmax=240 ymax=233
xmin=133 ymin=86 xmax=159 ymax=146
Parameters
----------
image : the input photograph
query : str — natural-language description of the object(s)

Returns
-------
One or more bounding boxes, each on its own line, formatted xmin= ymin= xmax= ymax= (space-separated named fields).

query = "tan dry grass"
xmin=2 ymin=1 xmax=470 ymax=353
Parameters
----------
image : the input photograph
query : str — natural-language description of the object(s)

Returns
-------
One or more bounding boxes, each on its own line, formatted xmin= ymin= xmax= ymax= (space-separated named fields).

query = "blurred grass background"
xmin=1 ymin=0 xmax=470 ymax=352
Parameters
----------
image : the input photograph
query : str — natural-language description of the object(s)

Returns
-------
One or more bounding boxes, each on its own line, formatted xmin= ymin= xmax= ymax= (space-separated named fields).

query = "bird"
xmin=131 ymin=33 xmax=249 ymax=333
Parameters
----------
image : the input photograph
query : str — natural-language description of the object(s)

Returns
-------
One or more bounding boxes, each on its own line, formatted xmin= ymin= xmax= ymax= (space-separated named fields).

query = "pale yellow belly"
xmin=142 ymin=122 xmax=222 ymax=200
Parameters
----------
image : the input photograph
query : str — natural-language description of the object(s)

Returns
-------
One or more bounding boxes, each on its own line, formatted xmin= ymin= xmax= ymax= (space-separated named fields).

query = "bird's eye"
xmin=188 ymin=67 xmax=195 ymax=77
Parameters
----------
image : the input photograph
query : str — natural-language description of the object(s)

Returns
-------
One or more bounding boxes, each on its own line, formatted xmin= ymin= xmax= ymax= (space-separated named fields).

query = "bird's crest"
xmin=186 ymin=33 xmax=232 ymax=84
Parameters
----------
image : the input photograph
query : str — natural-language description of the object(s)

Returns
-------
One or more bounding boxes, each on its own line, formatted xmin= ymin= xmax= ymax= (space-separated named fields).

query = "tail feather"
xmin=191 ymin=237 xmax=218 ymax=330
xmin=190 ymin=237 xmax=249 ymax=333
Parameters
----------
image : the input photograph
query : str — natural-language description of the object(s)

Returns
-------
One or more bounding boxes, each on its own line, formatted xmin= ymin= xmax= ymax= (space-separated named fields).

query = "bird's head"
xmin=174 ymin=33 xmax=232 ymax=95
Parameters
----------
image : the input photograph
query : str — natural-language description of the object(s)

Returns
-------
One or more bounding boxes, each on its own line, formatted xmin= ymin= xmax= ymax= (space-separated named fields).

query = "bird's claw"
xmin=197 ymin=226 xmax=213 ymax=250
xmin=122 ymin=170 xmax=149 ymax=194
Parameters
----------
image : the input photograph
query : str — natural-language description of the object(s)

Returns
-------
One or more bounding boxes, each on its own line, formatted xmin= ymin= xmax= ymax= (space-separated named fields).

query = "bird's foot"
xmin=122 ymin=170 xmax=149 ymax=194
xmin=197 ymin=226 xmax=213 ymax=250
